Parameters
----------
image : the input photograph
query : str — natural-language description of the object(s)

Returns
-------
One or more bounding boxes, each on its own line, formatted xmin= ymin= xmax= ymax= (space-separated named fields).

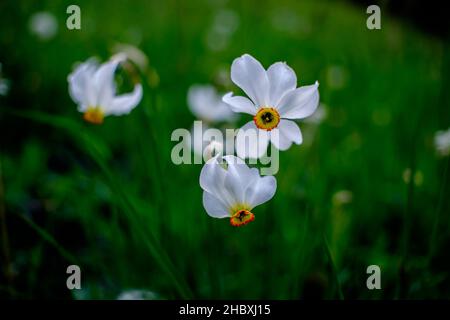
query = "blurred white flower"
xmin=0 ymin=63 xmax=10 ymax=96
xmin=117 ymin=289 xmax=158 ymax=300
xmin=434 ymin=128 xmax=450 ymax=156
xmin=188 ymin=84 xmax=237 ymax=123
xmin=200 ymin=154 xmax=276 ymax=226
xmin=332 ymin=190 xmax=353 ymax=206
xmin=112 ymin=43 xmax=149 ymax=72
xmin=223 ymin=54 xmax=319 ymax=158
xmin=206 ymin=9 xmax=239 ymax=52
xmin=68 ymin=55 xmax=143 ymax=124
xmin=29 ymin=12 xmax=58 ymax=41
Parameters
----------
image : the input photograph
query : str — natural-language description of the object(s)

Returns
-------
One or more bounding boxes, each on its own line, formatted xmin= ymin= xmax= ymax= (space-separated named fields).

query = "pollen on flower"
xmin=83 ymin=107 xmax=104 ymax=124
xmin=230 ymin=209 xmax=255 ymax=227
xmin=253 ymin=107 xmax=280 ymax=131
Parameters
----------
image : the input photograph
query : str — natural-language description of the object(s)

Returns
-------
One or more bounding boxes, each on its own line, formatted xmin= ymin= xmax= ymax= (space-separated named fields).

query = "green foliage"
xmin=0 ymin=0 xmax=449 ymax=299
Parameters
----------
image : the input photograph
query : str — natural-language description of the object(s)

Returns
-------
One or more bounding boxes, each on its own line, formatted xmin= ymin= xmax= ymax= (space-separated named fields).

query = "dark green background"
xmin=0 ymin=0 xmax=449 ymax=299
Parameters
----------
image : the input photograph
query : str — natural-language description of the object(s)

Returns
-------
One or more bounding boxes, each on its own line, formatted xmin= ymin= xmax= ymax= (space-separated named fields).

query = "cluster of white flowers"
xmin=188 ymin=54 xmax=319 ymax=226
xmin=67 ymin=53 xmax=319 ymax=227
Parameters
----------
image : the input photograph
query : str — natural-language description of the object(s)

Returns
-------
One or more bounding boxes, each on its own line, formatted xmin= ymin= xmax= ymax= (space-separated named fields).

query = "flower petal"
xmin=199 ymin=155 xmax=234 ymax=208
xmin=203 ymin=191 xmax=230 ymax=218
xmin=236 ymin=121 xmax=269 ymax=159
xmin=231 ymin=54 xmax=270 ymax=107
xmin=245 ymin=175 xmax=277 ymax=208
xmin=68 ymin=59 xmax=99 ymax=110
xmin=267 ymin=62 xmax=297 ymax=106
xmin=222 ymin=92 xmax=257 ymax=115
xmin=105 ymin=84 xmax=143 ymax=116
xmin=269 ymin=128 xmax=292 ymax=151
xmin=270 ymin=119 xmax=302 ymax=150
xmin=94 ymin=59 xmax=124 ymax=107
xmin=277 ymin=81 xmax=319 ymax=119
xmin=223 ymin=159 xmax=257 ymax=205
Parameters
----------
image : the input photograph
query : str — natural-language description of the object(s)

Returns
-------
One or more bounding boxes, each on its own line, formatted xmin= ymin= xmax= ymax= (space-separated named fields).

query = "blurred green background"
xmin=0 ymin=0 xmax=449 ymax=299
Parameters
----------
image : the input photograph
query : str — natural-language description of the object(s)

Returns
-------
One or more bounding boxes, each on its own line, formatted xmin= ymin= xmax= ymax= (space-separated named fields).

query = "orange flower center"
xmin=230 ymin=209 xmax=255 ymax=227
xmin=83 ymin=107 xmax=104 ymax=125
xmin=253 ymin=107 xmax=280 ymax=131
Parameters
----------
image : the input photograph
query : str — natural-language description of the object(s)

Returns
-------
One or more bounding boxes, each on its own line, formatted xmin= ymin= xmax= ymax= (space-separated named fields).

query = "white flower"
xmin=29 ymin=12 xmax=58 ymax=41
xmin=68 ymin=55 xmax=143 ymax=124
xmin=434 ymin=128 xmax=450 ymax=156
xmin=0 ymin=63 xmax=10 ymax=96
xmin=117 ymin=289 xmax=158 ymax=300
xmin=223 ymin=54 xmax=319 ymax=158
xmin=188 ymin=84 xmax=237 ymax=123
xmin=200 ymin=154 xmax=276 ymax=226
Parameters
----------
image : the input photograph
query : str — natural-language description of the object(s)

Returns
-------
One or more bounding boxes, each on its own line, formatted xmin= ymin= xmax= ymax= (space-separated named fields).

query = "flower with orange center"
xmin=222 ymin=54 xmax=320 ymax=158
xmin=253 ymin=107 xmax=280 ymax=131
xmin=199 ymin=154 xmax=276 ymax=227
xmin=68 ymin=54 xmax=143 ymax=124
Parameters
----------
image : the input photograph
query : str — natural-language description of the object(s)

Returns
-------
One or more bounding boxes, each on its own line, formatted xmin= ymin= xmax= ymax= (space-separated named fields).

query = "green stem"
xmin=428 ymin=156 xmax=450 ymax=262
xmin=322 ymin=233 xmax=344 ymax=300
xmin=16 ymin=213 xmax=79 ymax=265
xmin=7 ymin=109 xmax=193 ymax=299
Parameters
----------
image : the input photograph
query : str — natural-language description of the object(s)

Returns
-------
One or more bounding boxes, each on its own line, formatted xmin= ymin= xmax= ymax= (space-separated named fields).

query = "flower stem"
xmin=322 ymin=233 xmax=344 ymax=300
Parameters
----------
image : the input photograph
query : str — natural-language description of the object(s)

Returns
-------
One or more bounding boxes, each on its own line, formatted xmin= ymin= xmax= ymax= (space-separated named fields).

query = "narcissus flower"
xmin=223 ymin=54 xmax=319 ymax=158
xmin=200 ymin=154 xmax=276 ymax=226
xmin=68 ymin=55 xmax=142 ymax=124
xmin=188 ymin=84 xmax=237 ymax=123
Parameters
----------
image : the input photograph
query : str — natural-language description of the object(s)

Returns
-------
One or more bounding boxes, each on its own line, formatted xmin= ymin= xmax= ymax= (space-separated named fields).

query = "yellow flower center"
xmin=83 ymin=107 xmax=104 ymax=125
xmin=253 ymin=107 xmax=280 ymax=131
xmin=230 ymin=209 xmax=255 ymax=227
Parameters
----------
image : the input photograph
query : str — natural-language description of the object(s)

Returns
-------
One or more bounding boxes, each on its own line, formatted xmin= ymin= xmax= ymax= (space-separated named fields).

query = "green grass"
xmin=0 ymin=0 xmax=449 ymax=299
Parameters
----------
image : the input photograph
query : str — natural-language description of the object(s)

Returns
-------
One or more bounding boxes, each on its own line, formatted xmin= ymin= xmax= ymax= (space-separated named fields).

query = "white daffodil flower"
xmin=68 ymin=55 xmax=143 ymax=124
xmin=200 ymin=154 xmax=276 ymax=227
xmin=434 ymin=128 xmax=450 ymax=157
xmin=188 ymin=84 xmax=237 ymax=123
xmin=223 ymin=54 xmax=319 ymax=158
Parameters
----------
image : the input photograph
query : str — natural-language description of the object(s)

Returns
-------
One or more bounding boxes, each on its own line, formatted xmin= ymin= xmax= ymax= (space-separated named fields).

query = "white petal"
xmin=236 ymin=121 xmax=269 ymax=159
xmin=277 ymin=81 xmax=319 ymax=119
xmin=245 ymin=175 xmax=277 ymax=208
xmin=270 ymin=120 xmax=302 ymax=150
xmin=269 ymin=128 xmax=292 ymax=151
xmin=105 ymin=84 xmax=143 ymax=116
xmin=267 ymin=62 xmax=297 ymax=106
xmin=222 ymin=92 xmax=257 ymax=115
xmin=68 ymin=59 xmax=98 ymax=109
xmin=231 ymin=54 xmax=270 ymax=107
xmin=203 ymin=192 xmax=230 ymax=218
xmin=222 ymin=155 xmax=246 ymax=165
xmin=199 ymin=156 xmax=234 ymax=207
xmin=93 ymin=57 xmax=124 ymax=107
xmin=223 ymin=159 xmax=257 ymax=205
